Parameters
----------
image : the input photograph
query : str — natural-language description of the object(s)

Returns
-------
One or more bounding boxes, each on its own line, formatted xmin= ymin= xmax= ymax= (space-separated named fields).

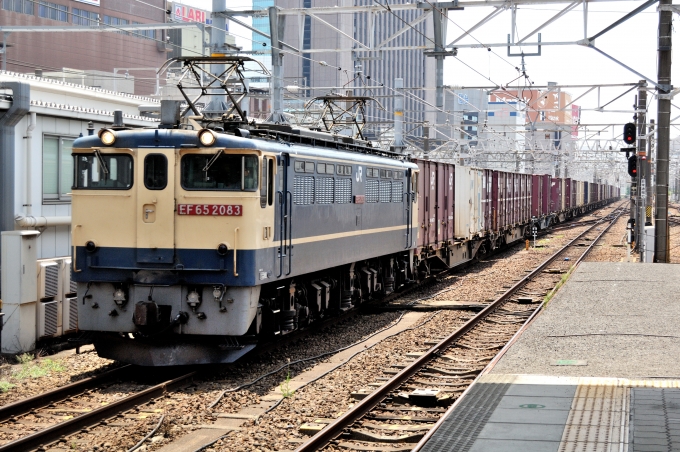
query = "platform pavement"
xmin=416 ymin=262 xmax=680 ymax=452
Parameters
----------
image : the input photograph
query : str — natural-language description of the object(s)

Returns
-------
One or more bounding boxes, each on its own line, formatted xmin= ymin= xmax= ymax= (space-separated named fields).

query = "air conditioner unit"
xmin=38 ymin=300 xmax=59 ymax=338
xmin=61 ymin=258 xmax=77 ymax=299
xmin=38 ymin=261 xmax=61 ymax=301
xmin=63 ymin=296 xmax=78 ymax=334
xmin=61 ymin=259 xmax=78 ymax=334
xmin=37 ymin=260 xmax=63 ymax=337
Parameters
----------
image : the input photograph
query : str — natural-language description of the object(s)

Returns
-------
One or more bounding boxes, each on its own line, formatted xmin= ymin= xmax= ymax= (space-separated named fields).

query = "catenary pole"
xmin=637 ymin=81 xmax=647 ymax=261
xmin=654 ymin=0 xmax=672 ymax=262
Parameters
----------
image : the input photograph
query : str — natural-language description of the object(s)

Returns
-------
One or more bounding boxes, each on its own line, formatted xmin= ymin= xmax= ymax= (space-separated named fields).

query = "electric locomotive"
xmin=72 ymin=104 xmax=419 ymax=365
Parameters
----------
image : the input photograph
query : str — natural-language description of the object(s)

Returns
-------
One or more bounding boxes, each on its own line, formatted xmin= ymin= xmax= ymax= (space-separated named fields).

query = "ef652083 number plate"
xmin=177 ymin=204 xmax=242 ymax=216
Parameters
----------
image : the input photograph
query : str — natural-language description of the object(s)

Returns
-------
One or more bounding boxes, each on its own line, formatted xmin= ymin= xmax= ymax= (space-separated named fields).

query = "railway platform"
xmin=416 ymin=261 xmax=680 ymax=452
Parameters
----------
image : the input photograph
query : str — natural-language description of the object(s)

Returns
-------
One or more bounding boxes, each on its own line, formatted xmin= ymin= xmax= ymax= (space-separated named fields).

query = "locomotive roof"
xmin=73 ymin=128 xmax=418 ymax=169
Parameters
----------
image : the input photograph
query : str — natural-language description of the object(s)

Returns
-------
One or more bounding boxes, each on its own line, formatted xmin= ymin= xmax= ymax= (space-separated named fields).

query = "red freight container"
xmin=510 ymin=173 xmax=519 ymax=224
xmin=565 ymin=178 xmax=572 ymax=209
xmin=497 ymin=171 xmax=509 ymax=229
xmin=499 ymin=172 xmax=512 ymax=228
xmin=522 ymin=173 xmax=531 ymax=224
xmin=519 ymin=174 xmax=526 ymax=223
xmin=492 ymin=171 xmax=500 ymax=231
xmin=416 ymin=159 xmax=455 ymax=250
xmin=531 ymin=175 xmax=542 ymax=217
xmin=482 ymin=169 xmax=493 ymax=232
xmin=438 ymin=163 xmax=454 ymax=244
xmin=551 ymin=178 xmax=561 ymax=212
xmin=542 ymin=175 xmax=551 ymax=214
xmin=417 ymin=160 xmax=437 ymax=248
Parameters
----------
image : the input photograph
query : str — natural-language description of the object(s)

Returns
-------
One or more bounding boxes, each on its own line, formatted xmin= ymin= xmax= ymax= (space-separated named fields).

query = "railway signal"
xmin=623 ymin=122 xmax=636 ymax=145
xmin=628 ymin=155 xmax=638 ymax=178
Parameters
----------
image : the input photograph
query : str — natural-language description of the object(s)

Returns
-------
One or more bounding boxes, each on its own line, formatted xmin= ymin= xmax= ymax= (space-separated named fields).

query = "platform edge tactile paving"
xmin=419 ymin=381 xmax=511 ymax=452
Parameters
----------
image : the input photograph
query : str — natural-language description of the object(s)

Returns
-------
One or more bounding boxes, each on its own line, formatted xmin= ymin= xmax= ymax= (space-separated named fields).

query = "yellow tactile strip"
xmin=478 ymin=375 xmax=680 ymax=452
xmin=560 ymin=378 xmax=680 ymax=452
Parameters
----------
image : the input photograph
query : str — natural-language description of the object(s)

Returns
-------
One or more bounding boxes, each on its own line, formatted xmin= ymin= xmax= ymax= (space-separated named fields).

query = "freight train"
xmin=70 ymin=57 xmax=619 ymax=366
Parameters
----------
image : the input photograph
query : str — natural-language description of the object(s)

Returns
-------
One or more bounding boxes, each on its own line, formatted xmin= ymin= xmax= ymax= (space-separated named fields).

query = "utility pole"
xmin=268 ymin=6 xmax=285 ymax=123
xmin=211 ymin=0 xmax=227 ymax=107
xmin=654 ymin=0 xmax=672 ymax=262
xmin=636 ymin=82 xmax=648 ymax=262
xmin=392 ymin=78 xmax=406 ymax=154
xmin=423 ymin=2 xmax=456 ymax=140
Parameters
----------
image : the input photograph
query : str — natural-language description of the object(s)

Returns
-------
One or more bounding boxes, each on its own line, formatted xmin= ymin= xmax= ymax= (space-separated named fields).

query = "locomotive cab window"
xmin=260 ymin=156 xmax=274 ymax=207
xmin=74 ymin=153 xmax=133 ymax=190
xmin=144 ymin=154 xmax=167 ymax=190
xmin=181 ymin=153 xmax=258 ymax=191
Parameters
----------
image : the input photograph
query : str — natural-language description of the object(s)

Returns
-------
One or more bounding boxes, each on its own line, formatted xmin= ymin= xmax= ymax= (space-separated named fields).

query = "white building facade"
xmin=0 ymin=70 xmax=159 ymax=292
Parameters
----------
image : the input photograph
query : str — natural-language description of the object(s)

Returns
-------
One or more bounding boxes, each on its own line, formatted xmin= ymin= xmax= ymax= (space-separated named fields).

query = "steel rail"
xmin=412 ymin=202 xmax=626 ymax=451
xmin=0 ymin=365 xmax=132 ymax=423
xmin=0 ymin=372 xmax=196 ymax=452
xmin=295 ymin=201 xmax=625 ymax=452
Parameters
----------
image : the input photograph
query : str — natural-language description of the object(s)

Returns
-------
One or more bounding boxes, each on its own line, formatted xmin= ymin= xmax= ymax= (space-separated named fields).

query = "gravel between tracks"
xmin=2 ymin=204 xmax=622 ymax=452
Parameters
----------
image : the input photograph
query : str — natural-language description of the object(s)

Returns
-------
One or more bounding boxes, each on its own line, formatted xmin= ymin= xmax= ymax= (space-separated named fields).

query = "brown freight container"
xmin=437 ymin=163 xmax=455 ymax=244
xmin=482 ymin=169 xmax=493 ymax=232
xmin=531 ymin=174 xmax=542 ymax=217
xmin=498 ymin=171 xmax=508 ymax=228
xmin=417 ymin=160 xmax=436 ymax=248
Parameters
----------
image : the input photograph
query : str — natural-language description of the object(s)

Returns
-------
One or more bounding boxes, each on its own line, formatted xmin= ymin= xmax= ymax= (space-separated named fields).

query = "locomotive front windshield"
xmin=73 ymin=153 xmax=133 ymax=189
xmin=181 ymin=153 xmax=259 ymax=191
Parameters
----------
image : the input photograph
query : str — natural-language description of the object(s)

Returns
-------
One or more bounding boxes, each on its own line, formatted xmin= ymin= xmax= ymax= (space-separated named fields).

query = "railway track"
xmin=0 ymin=366 xmax=195 ymax=452
xmin=0 ymin=203 xmax=622 ymax=452
xmin=295 ymin=203 xmax=626 ymax=452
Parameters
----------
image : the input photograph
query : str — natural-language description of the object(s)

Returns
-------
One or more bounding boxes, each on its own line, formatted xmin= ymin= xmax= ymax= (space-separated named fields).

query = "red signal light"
xmin=623 ymin=123 xmax=636 ymax=145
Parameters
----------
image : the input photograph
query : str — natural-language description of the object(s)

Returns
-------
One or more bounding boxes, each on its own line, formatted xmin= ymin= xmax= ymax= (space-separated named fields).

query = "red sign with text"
xmin=177 ymin=204 xmax=242 ymax=216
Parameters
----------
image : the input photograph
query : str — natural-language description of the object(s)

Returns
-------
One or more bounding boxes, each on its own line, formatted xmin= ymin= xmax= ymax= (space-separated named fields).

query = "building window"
xmin=38 ymin=1 xmax=68 ymax=22
xmin=2 ymin=0 xmax=33 ymax=15
xmin=73 ymin=8 xmax=98 ymax=25
xmin=132 ymin=22 xmax=156 ymax=39
xmin=104 ymin=15 xmax=136 ymax=35
xmin=43 ymin=136 xmax=74 ymax=202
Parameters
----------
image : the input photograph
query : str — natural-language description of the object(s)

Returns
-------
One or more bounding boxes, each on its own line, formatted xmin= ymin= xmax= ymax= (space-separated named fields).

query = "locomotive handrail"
xmin=73 ymin=225 xmax=82 ymax=273
xmin=277 ymin=190 xmax=285 ymax=278
xmin=404 ymin=191 xmax=411 ymax=249
xmin=286 ymin=190 xmax=293 ymax=276
xmin=233 ymin=227 xmax=239 ymax=277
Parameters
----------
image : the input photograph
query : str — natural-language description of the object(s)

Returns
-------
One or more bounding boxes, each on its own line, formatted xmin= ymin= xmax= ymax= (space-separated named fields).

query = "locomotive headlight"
xmin=99 ymin=129 xmax=116 ymax=146
xmin=198 ymin=129 xmax=216 ymax=146
xmin=213 ymin=286 xmax=222 ymax=300
xmin=113 ymin=288 xmax=127 ymax=307
xmin=187 ymin=290 xmax=201 ymax=308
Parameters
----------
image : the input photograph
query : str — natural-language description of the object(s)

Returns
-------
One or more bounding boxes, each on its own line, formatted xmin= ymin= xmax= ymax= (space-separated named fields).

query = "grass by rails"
xmin=0 ymin=354 xmax=66 ymax=392
xmin=543 ymin=265 xmax=575 ymax=308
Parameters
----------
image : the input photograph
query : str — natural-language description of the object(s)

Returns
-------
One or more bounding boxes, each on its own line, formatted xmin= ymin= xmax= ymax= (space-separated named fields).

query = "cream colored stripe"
xmin=292 ymin=225 xmax=408 ymax=245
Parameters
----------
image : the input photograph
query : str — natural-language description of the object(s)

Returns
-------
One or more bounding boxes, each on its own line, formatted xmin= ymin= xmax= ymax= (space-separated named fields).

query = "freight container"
xmin=438 ymin=163 xmax=455 ymax=244
xmin=416 ymin=160 xmax=455 ymax=249
xmin=551 ymin=178 xmax=563 ymax=212
xmin=542 ymin=175 xmax=551 ymax=214
xmin=482 ymin=169 xmax=493 ymax=232
xmin=497 ymin=171 xmax=509 ymax=229
xmin=531 ymin=175 xmax=543 ymax=217
xmin=416 ymin=160 xmax=437 ymax=248
xmin=565 ymin=178 xmax=572 ymax=209
xmin=575 ymin=181 xmax=584 ymax=207
xmin=455 ymin=166 xmax=484 ymax=238
xmin=520 ymin=174 xmax=531 ymax=224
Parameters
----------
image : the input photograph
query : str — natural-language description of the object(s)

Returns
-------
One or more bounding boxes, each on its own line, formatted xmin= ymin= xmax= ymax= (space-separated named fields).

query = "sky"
xmin=176 ymin=0 xmax=677 ymax=140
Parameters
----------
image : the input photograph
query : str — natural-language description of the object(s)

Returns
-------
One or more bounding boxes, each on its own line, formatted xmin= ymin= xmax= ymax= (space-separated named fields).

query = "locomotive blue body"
xmin=72 ymin=126 xmax=419 ymax=365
